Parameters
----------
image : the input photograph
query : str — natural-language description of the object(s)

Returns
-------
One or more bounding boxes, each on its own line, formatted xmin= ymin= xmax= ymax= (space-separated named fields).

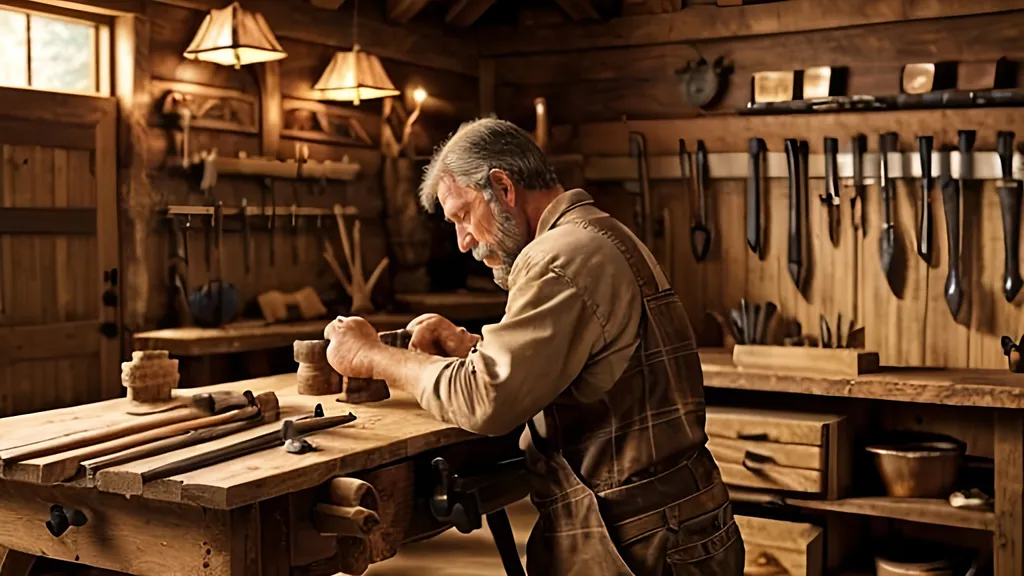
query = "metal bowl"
xmin=866 ymin=433 xmax=965 ymax=498
xmin=875 ymin=556 xmax=953 ymax=576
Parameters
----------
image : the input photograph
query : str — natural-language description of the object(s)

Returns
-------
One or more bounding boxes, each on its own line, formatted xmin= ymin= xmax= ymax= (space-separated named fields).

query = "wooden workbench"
xmin=0 ymin=374 xmax=518 ymax=576
xmin=699 ymin=349 xmax=1024 ymax=576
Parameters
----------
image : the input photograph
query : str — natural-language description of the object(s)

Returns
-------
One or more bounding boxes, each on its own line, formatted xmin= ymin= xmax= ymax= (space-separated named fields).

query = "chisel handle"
xmin=747 ymin=138 xmax=766 ymax=259
xmin=785 ymin=139 xmax=801 ymax=267
xmin=852 ymin=134 xmax=867 ymax=235
xmin=959 ymin=130 xmax=976 ymax=181
xmin=999 ymin=183 xmax=1023 ymax=302
xmin=696 ymin=140 xmax=708 ymax=224
xmin=918 ymin=136 xmax=933 ymax=265
xmin=998 ymin=131 xmax=1016 ymax=180
xmin=941 ymin=153 xmax=964 ymax=317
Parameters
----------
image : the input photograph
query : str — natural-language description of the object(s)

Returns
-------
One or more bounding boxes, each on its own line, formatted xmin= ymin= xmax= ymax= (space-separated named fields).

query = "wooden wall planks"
xmin=570 ymin=110 xmax=1024 ymax=369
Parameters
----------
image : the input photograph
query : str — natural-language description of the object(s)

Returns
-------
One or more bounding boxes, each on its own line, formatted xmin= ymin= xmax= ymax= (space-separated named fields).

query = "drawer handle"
xmin=741 ymin=450 xmax=776 ymax=474
xmin=737 ymin=432 xmax=770 ymax=441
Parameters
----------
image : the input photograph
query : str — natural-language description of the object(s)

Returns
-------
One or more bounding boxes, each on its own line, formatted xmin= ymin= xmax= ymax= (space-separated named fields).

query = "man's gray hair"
xmin=419 ymin=118 xmax=559 ymax=213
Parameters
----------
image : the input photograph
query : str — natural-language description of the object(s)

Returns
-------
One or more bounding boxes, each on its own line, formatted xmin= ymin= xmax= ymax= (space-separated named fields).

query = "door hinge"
xmin=99 ymin=322 xmax=118 ymax=339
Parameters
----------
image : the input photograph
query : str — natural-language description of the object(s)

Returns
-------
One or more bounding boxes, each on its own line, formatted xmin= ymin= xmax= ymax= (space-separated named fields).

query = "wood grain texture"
xmin=706 ymin=436 xmax=822 ymax=469
xmin=0 ymin=480 xmax=234 ymax=575
xmin=717 ymin=460 xmax=821 ymax=492
xmin=786 ymin=496 xmax=996 ymax=532
xmin=705 ymin=406 xmax=833 ymax=445
xmin=735 ymin=515 xmax=823 ymax=576
xmin=481 ymin=0 xmax=1024 ymax=56
xmin=0 ymin=548 xmax=34 ymax=576
xmin=994 ymin=411 xmax=1024 ymax=576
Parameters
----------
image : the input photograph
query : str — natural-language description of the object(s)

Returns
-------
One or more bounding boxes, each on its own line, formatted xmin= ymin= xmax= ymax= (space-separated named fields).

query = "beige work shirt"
xmin=412 ymin=189 xmax=671 ymax=440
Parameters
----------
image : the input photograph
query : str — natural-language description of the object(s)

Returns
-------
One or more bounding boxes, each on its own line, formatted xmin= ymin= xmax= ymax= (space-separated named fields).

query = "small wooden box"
xmin=736 ymin=515 xmax=823 ymax=576
xmin=732 ymin=345 xmax=880 ymax=379
xmin=706 ymin=406 xmax=850 ymax=498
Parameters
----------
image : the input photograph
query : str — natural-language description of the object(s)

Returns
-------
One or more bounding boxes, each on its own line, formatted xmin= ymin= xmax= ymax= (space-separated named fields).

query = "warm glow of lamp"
xmin=183 ymin=2 xmax=287 ymax=69
xmin=313 ymin=46 xmax=400 ymax=105
xmin=413 ymin=87 xmax=428 ymax=104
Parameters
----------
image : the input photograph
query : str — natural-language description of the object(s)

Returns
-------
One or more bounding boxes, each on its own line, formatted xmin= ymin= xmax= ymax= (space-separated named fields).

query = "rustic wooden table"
xmin=0 ymin=374 xmax=518 ymax=576
xmin=699 ymin=349 xmax=1024 ymax=576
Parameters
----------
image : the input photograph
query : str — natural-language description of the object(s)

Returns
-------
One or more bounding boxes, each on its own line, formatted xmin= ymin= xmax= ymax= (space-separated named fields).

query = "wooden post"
xmin=479 ymin=58 xmax=495 ymax=118
xmin=995 ymin=410 xmax=1023 ymax=576
xmin=259 ymin=60 xmax=282 ymax=159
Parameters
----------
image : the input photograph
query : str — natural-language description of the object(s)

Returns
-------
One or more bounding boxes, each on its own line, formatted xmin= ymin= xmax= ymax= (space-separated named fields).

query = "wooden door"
xmin=0 ymin=87 xmax=119 ymax=417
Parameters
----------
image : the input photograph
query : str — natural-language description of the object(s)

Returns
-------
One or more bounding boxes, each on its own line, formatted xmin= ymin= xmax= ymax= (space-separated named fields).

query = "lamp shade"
xmin=184 ymin=2 xmax=287 ymax=68
xmin=314 ymin=45 xmax=400 ymax=105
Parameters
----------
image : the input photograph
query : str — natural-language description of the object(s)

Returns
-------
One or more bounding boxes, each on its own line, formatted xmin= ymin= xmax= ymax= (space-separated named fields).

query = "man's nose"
xmin=456 ymin=226 xmax=475 ymax=253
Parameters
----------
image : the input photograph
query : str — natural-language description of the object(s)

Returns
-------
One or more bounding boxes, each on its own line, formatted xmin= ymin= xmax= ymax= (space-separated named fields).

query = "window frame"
xmin=0 ymin=0 xmax=112 ymax=97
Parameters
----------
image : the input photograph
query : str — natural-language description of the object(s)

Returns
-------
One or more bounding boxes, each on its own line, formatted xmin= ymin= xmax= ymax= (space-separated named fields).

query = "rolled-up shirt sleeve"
xmin=412 ymin=252 xmax=606 ymax=436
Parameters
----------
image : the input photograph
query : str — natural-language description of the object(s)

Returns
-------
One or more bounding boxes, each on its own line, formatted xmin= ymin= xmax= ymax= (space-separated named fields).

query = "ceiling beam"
xmin=445 ymin=0 xmax=496 ymax=27
xmin=555 ymin=0 xmax=600 ymax=20
xmin=386 ymin=0 xmax=432 ymax=23
xmin=308 ymin=0 xmax=347 ymax=9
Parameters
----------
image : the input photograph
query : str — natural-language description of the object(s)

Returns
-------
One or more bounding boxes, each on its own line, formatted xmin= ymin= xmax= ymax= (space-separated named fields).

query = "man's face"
xmin=437 ymin=176 xmax=527 ymax=290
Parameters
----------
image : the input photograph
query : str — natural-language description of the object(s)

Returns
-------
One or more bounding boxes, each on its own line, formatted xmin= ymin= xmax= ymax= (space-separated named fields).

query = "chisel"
xmin=879 ymin=132 xmax=898 ymax=288
xmin=785 ymin=139 xmax=803 ymax=291
xmin=918 ymin=135 xmax=934 ymax=265
xmin=747 ymin=137 xmax=766 ymax=260
xmin=689 ymin=140 xmax=711 ymax=262
xmin=940 ymin=144 xmax=963 ymax=318
xmin=823 ymin=137 xmax=840 ymax=247
xmin=851 ymin=134 xmax=867 ymax=236
xmin=241 ymin=198 xmax=251 ymax=275
xmin=997 ymin=131 xmax=1022 ymax=302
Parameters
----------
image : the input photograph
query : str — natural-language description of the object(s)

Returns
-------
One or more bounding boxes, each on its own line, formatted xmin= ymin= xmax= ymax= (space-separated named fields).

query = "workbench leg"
xmin=260 ymin=495 xmax=292 ymax=576
xmin=995 ymin=411 xmax=1024 ymax=576
xmin=0 ymin=547 xmax=36 ymax=576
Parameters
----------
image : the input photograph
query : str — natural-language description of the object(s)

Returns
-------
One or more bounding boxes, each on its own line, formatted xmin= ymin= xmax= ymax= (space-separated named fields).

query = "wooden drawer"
xmin=735 ymin=515 xmax=823 ymax=576
xmin=706 ymin=407 xmax=850 ymax=498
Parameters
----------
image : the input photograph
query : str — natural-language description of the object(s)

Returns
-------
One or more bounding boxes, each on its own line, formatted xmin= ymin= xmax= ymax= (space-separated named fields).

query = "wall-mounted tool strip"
xmin=167 ymin=154 xmax=361 ymax=181
xmin=583 ymin=150 xmax=1024 ymax=182
xmin=165 ymin=205 xmax=359 ymax=218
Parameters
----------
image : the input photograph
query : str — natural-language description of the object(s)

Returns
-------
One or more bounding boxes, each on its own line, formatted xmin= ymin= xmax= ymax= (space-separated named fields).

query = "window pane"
xmin=29 ymin=13 xmax=94 ymax=93
xmin=0 ymin=9 xmax=28 ymax=88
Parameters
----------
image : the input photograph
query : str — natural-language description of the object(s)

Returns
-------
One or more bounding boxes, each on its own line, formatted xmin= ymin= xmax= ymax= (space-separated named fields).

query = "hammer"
xmin=84 ymin=391 xmax=280 ymax=481
xmin=1 ymin=390 xmax=259 ymax=464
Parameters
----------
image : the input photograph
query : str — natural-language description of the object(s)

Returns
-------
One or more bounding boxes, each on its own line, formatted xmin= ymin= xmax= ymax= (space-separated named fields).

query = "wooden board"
xmin=0 ymin=479 xmax=235 ymax=575
xmin=706 ymin=436 xmax=822 ymax=469
xmin=705 ymin=406 xmax=835 ymax=445
xmin=132 ymin=315 xmax=413 ymax=357
xmin=701 ymin=351 xmax=1024 ymax=408
xmin=786 ymin=496 xmax=996 ymax=532
xmin=735 ymin=515 xmax=823 ymax=576
xmin=732 ymin=345 xmax=880 ymax=378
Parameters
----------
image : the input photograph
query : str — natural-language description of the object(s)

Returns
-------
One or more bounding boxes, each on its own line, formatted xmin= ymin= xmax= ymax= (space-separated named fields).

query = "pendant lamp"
xmin=314 ymin=0 xmax=399 ymax=105
xmin=184 ymin=2 xmax=287 ymax=69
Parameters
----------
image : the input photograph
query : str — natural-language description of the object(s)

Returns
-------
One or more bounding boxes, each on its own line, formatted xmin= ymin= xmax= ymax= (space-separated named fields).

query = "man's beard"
xmin=472 ymin=197 xmax=527 ymax=291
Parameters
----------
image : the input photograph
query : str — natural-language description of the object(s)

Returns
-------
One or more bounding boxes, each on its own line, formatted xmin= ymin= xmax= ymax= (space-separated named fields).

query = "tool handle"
xmin=941 ymin=172 xmax=964 ymax=317
xmin=852 ymin=134 xmax=867 ymax=234
xmin=747 ymin=138 xmax=765 ymax=257
xmin=785 ymin=139 xmax=801 ymax=267
xmin=918 ymin=136 xmax=933 ymax=264
xmin=998 ymin=183 xmax=1023 ymax=302
xmin=998 ymin=131 xmax=1016 ymax=179
xmin=823 ymin=138 xmax=839 ymax=203
xmin=959 ymin=130 xmax=976 ymax=180
xmin=215 ymin=201 xmax=224 ymax=278
xmin=880 ymin=133 xmax=898 ymax=216
xmin=696 ymin=140 xmax=708 ymax=224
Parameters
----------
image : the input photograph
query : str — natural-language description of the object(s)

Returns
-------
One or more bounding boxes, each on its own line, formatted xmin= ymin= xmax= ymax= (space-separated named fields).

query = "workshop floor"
xmin=360 ymin=498 xmax=537 ymax=576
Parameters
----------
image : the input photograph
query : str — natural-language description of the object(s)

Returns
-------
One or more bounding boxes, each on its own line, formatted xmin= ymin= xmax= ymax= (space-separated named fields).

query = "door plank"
xmin=95 ymin=109 xmax=120 ymax=400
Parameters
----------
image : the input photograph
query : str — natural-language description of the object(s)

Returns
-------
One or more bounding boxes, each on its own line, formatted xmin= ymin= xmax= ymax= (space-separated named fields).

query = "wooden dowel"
xmin=312 ymin=503 xmax=380 ymax=538
xmin=329 ymin=477 xmax=379 ymax=509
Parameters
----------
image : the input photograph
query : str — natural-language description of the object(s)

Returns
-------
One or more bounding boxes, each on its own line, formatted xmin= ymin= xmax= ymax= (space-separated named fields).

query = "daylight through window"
xmin=0 ymin=5 xmax=100 ymax=95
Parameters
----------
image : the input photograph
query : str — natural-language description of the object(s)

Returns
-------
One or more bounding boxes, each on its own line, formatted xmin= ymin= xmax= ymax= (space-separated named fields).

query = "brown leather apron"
xmin=523 ymin=213 xmax=744 ymax=576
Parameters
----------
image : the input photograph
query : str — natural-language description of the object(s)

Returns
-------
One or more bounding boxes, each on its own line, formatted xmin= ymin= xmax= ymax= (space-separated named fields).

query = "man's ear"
xmin=488 ymin=169 xmax=515 ymax=206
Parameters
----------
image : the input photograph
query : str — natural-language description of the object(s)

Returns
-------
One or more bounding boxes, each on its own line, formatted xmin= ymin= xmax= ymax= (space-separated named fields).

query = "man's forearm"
xmin=368 ymin=344 xmax=450 ymax=396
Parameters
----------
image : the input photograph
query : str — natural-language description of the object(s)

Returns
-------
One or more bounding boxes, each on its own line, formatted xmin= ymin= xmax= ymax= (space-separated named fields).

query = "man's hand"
xmin=324 ymin=316 xmax=382 ymax=379
xmin=406 ymin=314 xmax=481 ymax=358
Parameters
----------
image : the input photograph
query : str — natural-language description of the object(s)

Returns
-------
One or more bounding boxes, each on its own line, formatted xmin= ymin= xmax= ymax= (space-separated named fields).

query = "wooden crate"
xmin=736 ymin=515 xmax=824 ymax=576
xmin=706 ymin=406 xmax=850 ymax=498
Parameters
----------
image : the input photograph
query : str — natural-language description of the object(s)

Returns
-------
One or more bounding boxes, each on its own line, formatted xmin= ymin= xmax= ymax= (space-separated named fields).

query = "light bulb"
xmin=413 ymin=87 xmax=428 ymax=104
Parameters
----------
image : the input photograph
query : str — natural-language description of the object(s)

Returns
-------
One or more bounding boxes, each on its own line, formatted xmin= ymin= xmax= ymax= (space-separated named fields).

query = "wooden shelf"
xmin=785 ymin=496 xmax=995 ymax=532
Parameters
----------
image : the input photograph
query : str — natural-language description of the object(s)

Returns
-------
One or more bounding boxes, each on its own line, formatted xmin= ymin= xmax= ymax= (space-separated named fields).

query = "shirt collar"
xmin=534 ymin=189 xmax=594 ymax=239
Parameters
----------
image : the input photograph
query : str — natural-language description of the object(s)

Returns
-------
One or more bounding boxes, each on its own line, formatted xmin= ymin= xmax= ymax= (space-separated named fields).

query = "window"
xmin=0 ymin=4 xmax=107 ymax=95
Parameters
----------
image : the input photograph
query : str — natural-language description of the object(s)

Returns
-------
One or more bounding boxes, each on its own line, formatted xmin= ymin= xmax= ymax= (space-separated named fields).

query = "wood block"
xmin=732 ymin=345 xmax=880 ymax=378
xmin=338 ymin=377 xmax=390 ymax=404
xmin=736 ymin=515 xmax=823 ymax=576
xmin=293 ymin=340 xmax=330 ymax=364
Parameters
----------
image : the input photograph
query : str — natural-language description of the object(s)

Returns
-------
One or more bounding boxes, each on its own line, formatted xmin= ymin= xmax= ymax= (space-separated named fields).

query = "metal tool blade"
xmin=183 ymin=215 xmax=191 ymax=266
xmin=689 ymin=139 xmax=711 ymax=262
xmin=851 ymin=134 xmax=867 ymax=236
xmin=879 ymin=132 xmax=898 ymax=285
xmin=819 ymin=314 xmax=832 ymax=348
xmin=291 ymin=204 xmax=299 ymax=265
xmin=747 ymin=138 xmax=766 ymax=259
xmin=728 ymin=308 xmax=745 ymax=345
xmin=997 ymin=131 xmax=1022 ymax=302
xmin=740 ymin=298 xmax=752 ymax=345
xmin=823 ymin=137 xmax=840 ymax=247
xmin=917 ymin=136 xmax=934 ymax=265
xmin=940 ymin=145 xmax=964 ymax=318
xmin=785 ymin=139 xmax=803 ymax=290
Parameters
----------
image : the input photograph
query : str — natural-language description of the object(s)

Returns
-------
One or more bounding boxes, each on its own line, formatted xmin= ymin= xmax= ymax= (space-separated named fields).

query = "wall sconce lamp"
xmin=313 ymin=0 xmax=399 ymax=105
xmin=183 ymin=2 xmax=287 ymax=69
xmin=381 ymin=86 xmax=427 ymax=158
